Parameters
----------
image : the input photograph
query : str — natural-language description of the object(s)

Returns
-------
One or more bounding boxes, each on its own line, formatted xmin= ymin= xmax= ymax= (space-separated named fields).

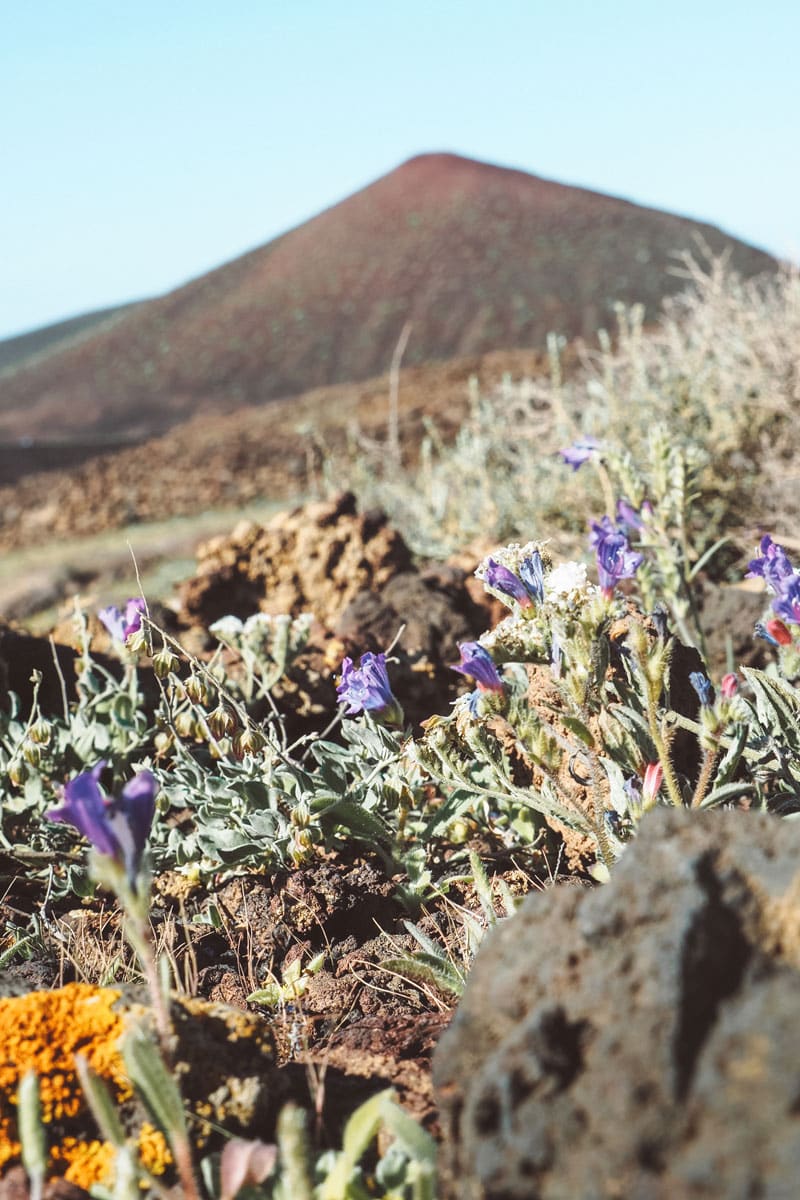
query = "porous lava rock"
xmin=179 ymin=491 xmax=413 ymax=629
xmin=178 ymin=491 xmax=492 ymax=726
xmin=434 ymin=807 xmax=800 ymax=1199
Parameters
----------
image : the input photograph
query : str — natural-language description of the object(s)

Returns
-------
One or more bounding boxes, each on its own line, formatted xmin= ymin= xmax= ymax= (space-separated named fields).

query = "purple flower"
xmin=772 ymin=574 xmax=800 ymax=626
xmin=451 ymin=642 xmax=504 ymax=693
xmin=689 ymin=672 xmax=714 ymax=707
xmin=747 ymin=535 xmax=796 ymax=593
xmin=484 ymin=553 xmax=543 ymax=610
xmin=484 ymin=558 xmax=533 ymax=609
xmin=337 ymin=653 xmax=402 ymax=724
xmin=589 ymin=518 xmax=643 ymax=598
xmin=47 ymin=762 xmax=157 ymax=889
xmin=99 ymin=598 xmax=146 ymax=644
xmin=518 ymin=550 xmax=545 ymax=605
xmin=559 ymin=438 xmax=599 ymax=470
xmin=616 ymin=499 xmax=648 ymax=535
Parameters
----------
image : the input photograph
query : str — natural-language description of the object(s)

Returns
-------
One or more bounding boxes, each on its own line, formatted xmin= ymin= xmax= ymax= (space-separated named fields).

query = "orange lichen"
xmin=136 ymin=1122 xmax=172 ymax=1177
xmin=0 ymin=983 xmax=134 ymax=1180
xmin=51 ymin=1138 xmax=116 ymax=1187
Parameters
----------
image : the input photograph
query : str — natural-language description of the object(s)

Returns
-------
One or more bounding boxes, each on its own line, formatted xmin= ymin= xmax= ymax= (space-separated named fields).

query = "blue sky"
xmin=3 ymin=0 xmax=798 ymax=339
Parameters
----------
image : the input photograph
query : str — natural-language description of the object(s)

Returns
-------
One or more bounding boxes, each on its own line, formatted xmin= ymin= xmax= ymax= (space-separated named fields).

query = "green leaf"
xmin=561 ymin=715 xmax=596 ymax=748
xmin=378 ymin=1095 xmax=437 ymax=1167
xmin=381 ymin=952 xmax=465 ymax=997
xmin=317 ymin=1090 xmax=394 ymax=1200
xmin=699 ymin=781 xmax=753 ymax=809
xmin=121 ymin=1025 xmax=187 ymax=1138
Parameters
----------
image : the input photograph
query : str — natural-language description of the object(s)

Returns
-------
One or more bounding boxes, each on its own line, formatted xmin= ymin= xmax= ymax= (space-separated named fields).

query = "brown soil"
xmin=0 ymin=347 xmax=550 ymax=551
xmin=0 ymin=839 xmax=553 ymax=1136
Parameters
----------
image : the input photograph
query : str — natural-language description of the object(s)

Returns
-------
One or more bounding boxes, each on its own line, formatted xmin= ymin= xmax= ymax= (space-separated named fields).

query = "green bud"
xmin=448 ymin=817 xmax=473 ymax=844
xmin=22 ymin=740 xmax=42 ymax=768
xmin=291 ymin=828 xmax=314 ymax=865
xmin=174 ymin=709 xmax=196 ymax=739
xmin=126 ymin=627 xmax=150 ymax=656
xmin=291 ymin=802 xmax=310 ymax=828
xmin=208 ymin=704 xmax=236 ymax=739
xmin=234 ymin=726 xmax=266 ymax=758
xmin=209 ymin=736 xmax=232 ymax=760
xmin=185 ymin=673 xmax=210 ymax=705
xmin=152 ymin=646 xmax=180 ymax=679
xmin=154 ymin=730 xmax=174 ymax=756
xmin=8 ymin=758 xmax=29 ymax=786
xmin=28 ymin=717 xmax=52 ymax=746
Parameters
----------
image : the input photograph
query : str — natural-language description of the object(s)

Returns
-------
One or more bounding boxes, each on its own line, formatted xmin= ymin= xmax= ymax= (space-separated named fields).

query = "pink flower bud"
xmin=643 ymin=762 xmax=663 ymax=805
xmin=720 ymin=673 xmax=739 ymax=698
xmin=766 ymin=618 xmax=793 ymax=646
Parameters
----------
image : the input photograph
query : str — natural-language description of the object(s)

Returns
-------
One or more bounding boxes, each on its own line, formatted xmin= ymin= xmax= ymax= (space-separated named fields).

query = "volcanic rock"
xmin=178 ymin=492 xmax=492 ymax=726
xmin=434 ymin=806 xmax=800 ymax=1199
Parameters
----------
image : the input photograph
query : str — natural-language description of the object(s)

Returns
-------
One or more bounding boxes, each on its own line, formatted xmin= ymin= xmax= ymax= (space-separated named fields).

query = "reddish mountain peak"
xmin=0 ymin=153 xmax=777 ymax=447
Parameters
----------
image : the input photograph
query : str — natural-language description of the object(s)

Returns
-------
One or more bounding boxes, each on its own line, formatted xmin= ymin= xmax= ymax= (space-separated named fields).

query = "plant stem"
xmin=124 ymin=909 xmax=173 ymax=1060
xmin=647 ymin=706 xmax=684 ymax=807
xmin=691 ymin=748 xmax=718 ymax=809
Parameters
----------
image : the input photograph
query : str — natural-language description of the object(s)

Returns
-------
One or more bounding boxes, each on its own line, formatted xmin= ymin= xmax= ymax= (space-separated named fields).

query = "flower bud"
xmin=7 ymin=758 xmax=29 ymax=786
xmin=22 ymin=741 xmax=42 ymax=768
xmin=720 ymin=672 xmax=739 ymax=699
xmin=234 ymin=727 xmax=266 ymax=759
xmin=448 ymin=817 xmax=475 ymax=844
xmin=291 ymin=802 xmax=310 ymax=829
xmin=642 ymin=762 xmax=663 ymax=809
xmin=208 ymin=704 xmax=236 ymax=740
xmin=174 ymin=709 xmax=196 ymax=739
xmin=152 ymin=646 xmax=180 ymax=679
xmin=765 ymin=618 xmax=792 ymax=646
xmin=28 ymin=717 xmax=52 ymax=746
xmin=126 ymin=627 xmax=150 ymax=656
xmin=154 ymin=731 xmax=174 ymax=756
xmin=185 ymin=673 xmax=210 ymax=706
xmin=291 ymin=828 xmax=315 ymax=864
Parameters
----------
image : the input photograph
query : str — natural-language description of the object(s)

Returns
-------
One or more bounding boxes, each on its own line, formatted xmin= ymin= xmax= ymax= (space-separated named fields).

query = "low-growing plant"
xmin=336 ymin=254 xmax=800 ymax=561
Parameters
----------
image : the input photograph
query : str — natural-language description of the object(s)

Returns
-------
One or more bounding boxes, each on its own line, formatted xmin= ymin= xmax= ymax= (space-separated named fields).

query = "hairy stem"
xmin=691 ymin=747 xmax=718 ymax=809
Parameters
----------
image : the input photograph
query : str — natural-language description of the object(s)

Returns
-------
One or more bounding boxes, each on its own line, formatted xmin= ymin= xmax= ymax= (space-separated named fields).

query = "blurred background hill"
xmin=0 ymin=153 xmax=775 ymax=455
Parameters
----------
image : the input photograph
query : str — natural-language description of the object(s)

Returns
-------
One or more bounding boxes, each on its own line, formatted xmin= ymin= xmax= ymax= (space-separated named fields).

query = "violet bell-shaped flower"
xmin=484 ymin=559 xmax=533 ymax=609
xmin=47 ymin=762 xmax=157 ymax=890
xmin=746 ymin=535 xmax=796 ymax=594
xmin=99 ymin=597 xmax=146 ymax=644
xmin=559 ymin=438 xmax=599 ymax=470
xmin=451 ymin=642 xmax=504 ymax=693
xmin=771 ymin=573 xmax=800 ymax=627
xmin=484 ymin=551 xmax=544 ymax=611
xmin=589 ymin=517 xmax=643 ymax=599
xmin=518 ymin=549 xmax=545 ymax=605
xmin=616 ymin=498 xmax=652 ymax=535
xmin=336 ymin=652 xmax=403 ymax=725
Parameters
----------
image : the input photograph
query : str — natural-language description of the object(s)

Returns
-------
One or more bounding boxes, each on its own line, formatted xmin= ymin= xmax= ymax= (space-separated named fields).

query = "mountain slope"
xmin=0 ymin=302 xmax=140 ymax=375
xmin=0 ymin=153 xmax=776 ymax=442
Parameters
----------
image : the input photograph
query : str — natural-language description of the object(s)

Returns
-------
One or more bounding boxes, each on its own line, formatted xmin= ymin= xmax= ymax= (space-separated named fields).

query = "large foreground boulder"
xmin=434 ymin=807 xmax=800 ymax=1199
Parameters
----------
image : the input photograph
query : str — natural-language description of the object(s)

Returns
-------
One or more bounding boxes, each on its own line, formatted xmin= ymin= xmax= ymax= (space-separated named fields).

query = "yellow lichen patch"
xmin=51 ymin=1138 xmax=116 ymax=1187
xmin=0 ymin=983 xmax=131 ymax=1176
xmin=136 ymin=1122 xmax=172 ymax=1177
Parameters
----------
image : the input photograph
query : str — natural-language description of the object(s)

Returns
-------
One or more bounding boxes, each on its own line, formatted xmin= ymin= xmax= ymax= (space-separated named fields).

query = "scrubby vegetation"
xmin=2 ymin=256 xmax=799 ymax=1197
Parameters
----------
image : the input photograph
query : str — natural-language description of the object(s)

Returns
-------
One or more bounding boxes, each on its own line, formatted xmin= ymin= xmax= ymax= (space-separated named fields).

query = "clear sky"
xmin=3 ymin=0 xmax=798 ymax=340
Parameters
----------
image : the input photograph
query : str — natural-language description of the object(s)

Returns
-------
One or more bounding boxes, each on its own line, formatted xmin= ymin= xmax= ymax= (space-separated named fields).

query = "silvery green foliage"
xmin=5 ymin=530 xmax=800 ymax=905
